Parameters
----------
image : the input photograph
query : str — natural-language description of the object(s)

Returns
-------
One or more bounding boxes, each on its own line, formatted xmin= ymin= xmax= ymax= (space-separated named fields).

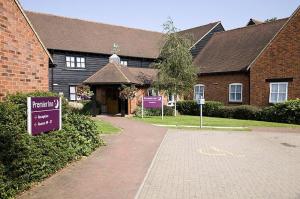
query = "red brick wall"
xmin=197 ymin=72 xmax=250 ymax=105
xmin=0 ymin=0 xmax=49 ymax=100
xmin=250 ymin=8 xmax=300 ymax=106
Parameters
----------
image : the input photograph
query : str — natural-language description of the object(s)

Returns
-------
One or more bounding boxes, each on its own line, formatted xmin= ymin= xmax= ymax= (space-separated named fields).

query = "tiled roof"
xmin=193 ymin=18 xmax=288 ymax=74
xmin=25 ymin=11 xmax=221 ymax=59
xmin=84 ymin=63 xmax=157 ymax=85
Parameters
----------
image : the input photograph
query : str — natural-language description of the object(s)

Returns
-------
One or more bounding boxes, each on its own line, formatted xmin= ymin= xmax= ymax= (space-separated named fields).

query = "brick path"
xmin=136 ymin=129 xmax=300 ymax=199
xmin=18 ymin=116 xmax=167 ymax=199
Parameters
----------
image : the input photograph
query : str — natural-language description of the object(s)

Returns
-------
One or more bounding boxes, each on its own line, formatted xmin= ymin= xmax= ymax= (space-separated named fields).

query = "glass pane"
xmin=270 ymin=93 xmax=277 ymax=103
xmin=230 ymin=93 xmax=235 ymax=101
xmin=195 ymin=86 xmax=200 ymax=93
xmin=81 ymin=58 xmax=85 ymax=62
xmin=70 ymin=94 xmax=76 ymax=101
xmin=81 ymin=63 xmax=85 ymax=68
xmin=236 ymin=85 xmax=241 ymax=93
xmin=70 ymin=57 xmax=75 ymax=62
xmin=278 ymin=93 xmax=286 ymax=102
xmin=66 ymin=56 xmax=70 ymax=61
xmin=71 ymin=62 xmax=75 ymax=67
xmin=66 ymin=62 xmax=70 ymax=67
xmin=271 ymin=84 xmax=278 ymax=92
xmin=236 ymin=93 xmax=242 ymax=101
xmin=279 ymin=83 xmax=287 ymax=92
xmin=70 ymin=86 xmax=76 ymax=94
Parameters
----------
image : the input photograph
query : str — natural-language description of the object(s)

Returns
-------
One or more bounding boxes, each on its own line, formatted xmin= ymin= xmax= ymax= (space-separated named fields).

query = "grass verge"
xmin=133 ymin=115 xmax=300 ymax=128
xmin=93 ymin=119 xmax=121 ymax=134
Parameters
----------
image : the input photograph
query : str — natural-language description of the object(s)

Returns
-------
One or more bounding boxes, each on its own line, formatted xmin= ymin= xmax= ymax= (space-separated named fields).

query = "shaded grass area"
xmin=133 ymin=115 xmax=300 ymax=128
xmin=93 ymin=119 xmax=121 ymax=134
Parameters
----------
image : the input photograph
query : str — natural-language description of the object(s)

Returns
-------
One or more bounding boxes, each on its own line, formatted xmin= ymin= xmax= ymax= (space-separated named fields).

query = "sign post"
xmin=142 ymin=96 xmax=163 ymax=120
xmin=27 ymin=96 xmax=62 ymax=136
xmin=197 ymin=98 xmax=205 ymax=128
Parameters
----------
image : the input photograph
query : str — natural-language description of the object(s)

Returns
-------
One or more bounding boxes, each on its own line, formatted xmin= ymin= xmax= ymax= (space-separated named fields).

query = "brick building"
xmin=193 ymin=6 xmax=300 ymax=106
xmin=0 ymin=0 xmax=52 ymax=100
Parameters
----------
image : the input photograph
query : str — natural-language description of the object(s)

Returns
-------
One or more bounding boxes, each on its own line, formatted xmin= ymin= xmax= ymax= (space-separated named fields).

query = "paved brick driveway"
xmin=18 ymin=116 xmax=167 ymax=199
xmin=136 ymin=129 xmax=300 ymax=199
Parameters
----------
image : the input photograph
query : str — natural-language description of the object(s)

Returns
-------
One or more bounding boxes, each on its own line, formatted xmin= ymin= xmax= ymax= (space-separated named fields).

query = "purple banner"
xmin=27 ymin=97 xmax=62 ymax=136
xmin=143 ymin=96 xmax=162 ymax=109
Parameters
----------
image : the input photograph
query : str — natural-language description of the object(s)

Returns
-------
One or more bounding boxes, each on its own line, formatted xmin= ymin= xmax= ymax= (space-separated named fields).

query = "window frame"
xmin=120 ymin=60 xmax=128 ymax=66
xmin=76 ymin=57 xmax=86 ymax=68
xmin=66 ymin=56 xmax=86 ymax=69
xmin=147 ymin=88 xmax=158 ymax=96
xmin=69 ymin=85 xmax=77 ymax=101
xmin=66 ymin=56 xmax=75 ymax=68
xmin=194 ymin=84 xmax=205 ymax=100
xmin=229 ymin=83 xmax=243 ymax=102
xmin=269 ymin=82 xmax=288 ymax=104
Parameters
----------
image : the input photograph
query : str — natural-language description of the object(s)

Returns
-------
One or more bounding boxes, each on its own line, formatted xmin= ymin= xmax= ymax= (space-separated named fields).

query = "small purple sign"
xmin=27 ymin=97 xmax=62 ymax=136
xmin=143 ymin=96 xmax=162 ymax=109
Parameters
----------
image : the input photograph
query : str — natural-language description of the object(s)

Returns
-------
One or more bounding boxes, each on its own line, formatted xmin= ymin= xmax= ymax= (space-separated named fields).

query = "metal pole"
xmin=200 ymin=104 xmax=203 ymax=128
xmin=161 ymin=96 xmax=164 ymax=120
xmin=142 ymin=96 xmax=144 ymax=118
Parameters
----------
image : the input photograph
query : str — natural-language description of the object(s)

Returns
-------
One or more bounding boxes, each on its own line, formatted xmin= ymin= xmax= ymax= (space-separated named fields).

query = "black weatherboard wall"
xmin=49 ymin=50 xmax=155 ymax=99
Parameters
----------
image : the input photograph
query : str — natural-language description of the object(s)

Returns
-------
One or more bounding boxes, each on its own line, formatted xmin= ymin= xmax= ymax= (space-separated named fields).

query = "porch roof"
xmin=84 ymin=63 xmax=157 ymax=85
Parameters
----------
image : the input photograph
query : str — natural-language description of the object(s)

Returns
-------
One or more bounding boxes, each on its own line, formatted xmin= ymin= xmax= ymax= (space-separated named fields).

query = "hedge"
xmin=0 ymin=92 xmax=104 ymax=199
xmin=176 ymin=99 xmax=300 ymax=124
xmin=134 ymin=105 xmax=174 ymax=116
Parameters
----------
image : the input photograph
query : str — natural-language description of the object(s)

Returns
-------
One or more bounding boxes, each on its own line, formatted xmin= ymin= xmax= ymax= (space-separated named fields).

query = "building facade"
xmin=193 ymin=7 xmax=300 ymax=106
xmin=0 ymin=0 xmax=51 ymax=100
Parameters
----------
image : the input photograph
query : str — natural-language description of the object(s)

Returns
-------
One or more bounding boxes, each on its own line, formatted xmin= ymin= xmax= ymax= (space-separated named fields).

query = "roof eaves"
xmin=246 ymin=8 xmax=298 ymax=71
xmin=14 ymin=0 xmax=53 ymax=63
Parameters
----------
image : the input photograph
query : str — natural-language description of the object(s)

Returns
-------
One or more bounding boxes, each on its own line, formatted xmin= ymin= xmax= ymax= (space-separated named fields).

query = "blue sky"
xmin=20 ymin=0 xmax=300 ymax=32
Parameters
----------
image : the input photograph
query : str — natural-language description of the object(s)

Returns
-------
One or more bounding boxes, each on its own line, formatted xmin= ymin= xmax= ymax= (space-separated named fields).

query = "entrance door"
xmin=106 ymin=88 xmax=119 ymax=114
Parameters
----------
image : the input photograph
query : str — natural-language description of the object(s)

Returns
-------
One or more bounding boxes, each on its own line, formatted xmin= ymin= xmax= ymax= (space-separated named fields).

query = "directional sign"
xmin=27 ymin=96 xmax=62 ymax=136
xmin=143 ymin=96 xmax=162 ymax=109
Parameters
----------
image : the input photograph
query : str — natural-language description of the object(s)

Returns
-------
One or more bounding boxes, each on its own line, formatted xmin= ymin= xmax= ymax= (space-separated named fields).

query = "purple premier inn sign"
xmin=143 ymin=96 xmax=162 ymax=108
xmin=142 ymin=96 xmax=164 ymax=120
xmin=27 ymin=96 xmax=62 ymax=136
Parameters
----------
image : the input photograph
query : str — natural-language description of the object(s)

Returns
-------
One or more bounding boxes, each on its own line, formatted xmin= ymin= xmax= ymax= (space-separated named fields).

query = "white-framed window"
xmin=120 ymin=60 xmax=128 ymax=66
xmin=147 ymin=88 xmax=158 ymax=96
xmin=194 ymin=84 xmax=205 ymax=100
xmin=229 ymin=83 xmax=242 ymax=102
xmin=66 ymin=56 xmax=75 ymax=68
xmin=76 ymin=57 xmax=85 ymax=68
xmin=69 ymin=86 xmax=76 ymax=101
xmin=167 ymin=94 xmax=175 ymax=106
xmin=69 ymin=86 xmax=81 ymax=101
xmin=269 ymin=82 xmax=288 ymax=103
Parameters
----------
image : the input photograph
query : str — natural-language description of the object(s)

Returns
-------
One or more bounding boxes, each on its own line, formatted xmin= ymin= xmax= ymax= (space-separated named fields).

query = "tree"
xmin=154 ymin=18 xmax=197 ymax=116
xmin=265 ymin=17 xmax=277 ymax=22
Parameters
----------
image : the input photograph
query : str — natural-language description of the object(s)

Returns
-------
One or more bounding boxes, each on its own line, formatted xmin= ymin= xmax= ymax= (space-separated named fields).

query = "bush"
xmin=134 ymin=105 xmax=174 ymax=116
xmin=176 ymin=100 xmax=223 ymax=116
xmin=0 ymin=92 xmax=103 ymax=198
xmin=218 ymin=105 xmax=260 ymax=120
xmin=258 ymin=99 xmax=300 ymax=124
xmin=176 ymin=99 xmax=300 ymax=124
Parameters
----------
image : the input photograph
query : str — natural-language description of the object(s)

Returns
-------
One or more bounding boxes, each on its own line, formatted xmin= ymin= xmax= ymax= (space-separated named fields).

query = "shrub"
xmin=258 ymin=99 xmax=300 ymax=124
xmin=176 ymin=100 xmax=223 ymax=116
xmin=0 ymin=92 xmax=103 ymax=198
xmin=230 ymin=105 xmax=260 ymax=120
xmin=134 ymin=105 xmax=174 ymax=116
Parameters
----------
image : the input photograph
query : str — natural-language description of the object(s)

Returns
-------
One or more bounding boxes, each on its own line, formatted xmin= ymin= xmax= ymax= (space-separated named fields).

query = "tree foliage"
xmin=154 ymin=18 xmax=196 ymax=96
xmin=119 ymin=84 xmax=137 ymax=100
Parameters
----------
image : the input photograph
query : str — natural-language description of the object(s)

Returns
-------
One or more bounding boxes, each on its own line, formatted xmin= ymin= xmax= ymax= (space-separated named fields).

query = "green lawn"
xmin=93 ymin=119 xmax=121 ymax=134
xmin=133 ymin=115 xmax=300 ymax=128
